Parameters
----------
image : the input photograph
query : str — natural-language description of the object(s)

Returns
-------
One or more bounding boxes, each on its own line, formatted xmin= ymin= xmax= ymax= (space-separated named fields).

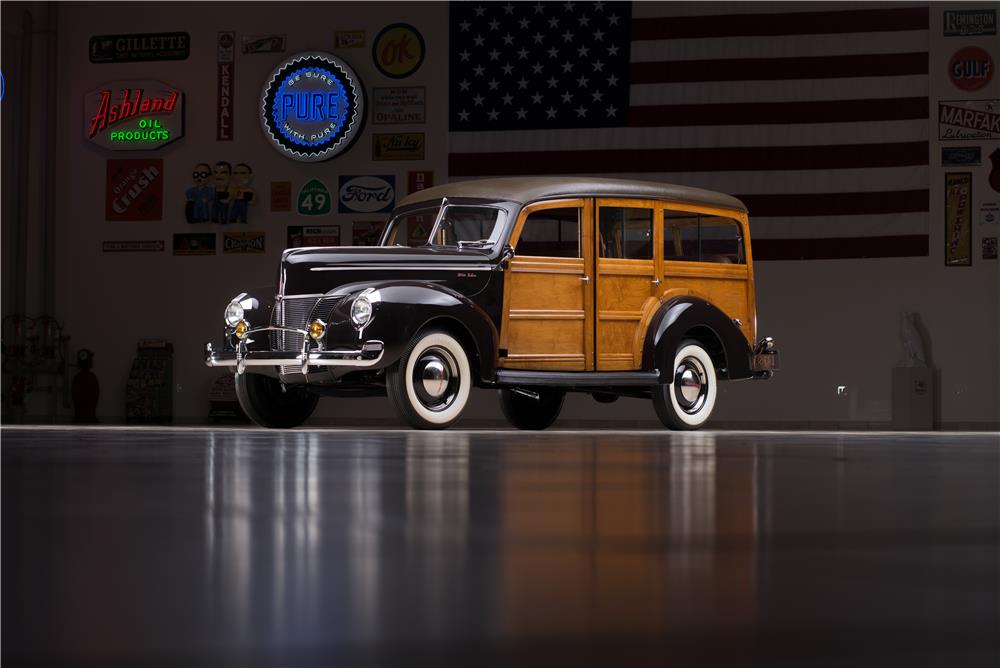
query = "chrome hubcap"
xmin=674 ymin=357 xmax=708 ymax=414
xmin=412 ymin=346 xmax=460 ymax=412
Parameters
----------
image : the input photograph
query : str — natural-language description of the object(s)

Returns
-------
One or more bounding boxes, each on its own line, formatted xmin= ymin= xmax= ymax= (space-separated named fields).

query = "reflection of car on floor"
xmin=205 ymin=177 xmax=779 ymax=430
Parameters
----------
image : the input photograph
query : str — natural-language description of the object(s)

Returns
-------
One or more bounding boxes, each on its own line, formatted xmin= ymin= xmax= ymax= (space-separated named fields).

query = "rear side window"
xmin=599 ymin=207 xmax=653 ymax=259
xmin=664 ymin=211 xmax=699 ymax=262
xmin=517 ymin=207 xmax=580 ymax=258
xmin=664 ymin=211 xmax=745 ymax=264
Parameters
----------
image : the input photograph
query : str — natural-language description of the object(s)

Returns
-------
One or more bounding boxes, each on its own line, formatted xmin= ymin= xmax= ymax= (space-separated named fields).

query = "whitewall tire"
xmin=387 ymin=330 xmax=472 ymax=430
xmin=652 ymin=340 xmax=718 ymax=430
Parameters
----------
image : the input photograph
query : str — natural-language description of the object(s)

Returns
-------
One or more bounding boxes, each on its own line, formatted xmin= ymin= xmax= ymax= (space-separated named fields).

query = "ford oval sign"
xmin=338 ymin=175 xmax=395 ymax=213
xmin=260 ymin=51 xmax=365 ymax=162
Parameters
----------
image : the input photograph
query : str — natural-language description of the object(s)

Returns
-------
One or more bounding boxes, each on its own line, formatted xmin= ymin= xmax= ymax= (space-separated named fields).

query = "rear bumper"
xmin=204 ymin=339 xmax=384 ymax=375
xmin=751 ymin=337 xmax=779 ymax=378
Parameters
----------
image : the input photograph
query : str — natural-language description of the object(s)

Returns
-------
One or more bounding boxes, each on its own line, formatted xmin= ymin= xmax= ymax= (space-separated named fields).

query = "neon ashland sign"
xmin=260 ymin=51 xmax=365 ymax=162
xmin=85 ymin=80 xmax=184 ymax=150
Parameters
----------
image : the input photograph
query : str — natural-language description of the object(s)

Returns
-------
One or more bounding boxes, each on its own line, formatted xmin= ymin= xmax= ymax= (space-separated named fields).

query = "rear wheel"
xmin=652 ymin=340 xmax=718 ymax=430
xmin=499 ymin=388 xmax=565 ymax=430
xmin=387 ymin=330 xmax=472 ymax=430
xmin=235 ymin=372 xmax=319 ymax=429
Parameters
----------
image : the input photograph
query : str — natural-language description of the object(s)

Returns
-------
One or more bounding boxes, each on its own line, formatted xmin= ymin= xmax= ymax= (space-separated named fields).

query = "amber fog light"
xmin=234 ymin=320 xmax=249 ymax=339
xmin=309 ymin=320 xmax=326 ymax=340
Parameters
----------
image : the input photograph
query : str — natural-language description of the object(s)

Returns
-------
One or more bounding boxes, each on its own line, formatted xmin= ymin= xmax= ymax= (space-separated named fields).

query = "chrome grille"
xmin=270 ymin=295 xmax=322 ymax=352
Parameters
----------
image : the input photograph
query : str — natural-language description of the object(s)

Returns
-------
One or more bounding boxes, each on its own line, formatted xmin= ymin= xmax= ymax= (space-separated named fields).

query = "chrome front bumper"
xmin=204 ymin=334 xmax=384 ymax=375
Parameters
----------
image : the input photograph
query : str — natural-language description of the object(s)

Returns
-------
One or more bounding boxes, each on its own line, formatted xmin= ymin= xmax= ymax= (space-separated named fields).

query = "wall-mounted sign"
xmin=944 ymin=9 xmax=996 ymax=37
xmin=945 ymin=172 xmax=972 ymax=266
xmin=981 ymin=202 xmax=999 ymax=225
xmin=948 ymin=46 xmax=993 ymax=91
xmin=372 ymin=86 xmax=425 ymax=124
xmin=353 ymin=221 xmax=386 ymax=246
xmin=983 ymin=237 xmax=998 ymax=259
xmin=270 ymin=181 xmax=292 ymax=212
xmin=102 ymin=240 xmax=165 ymax=252
xmin=260 ymin=51 xmax=366 ymax=162
xmin=372 ymin=132 xmax=425 ymax=160
xmin=297 ymin=179 xmax=332 ymax=215
xmin=990 ymin=148 xmax=1000 ymax=193
xmin=372 ymin=23 xmax=425 ymax=79
xmin=85 ymin=81 xmax=183 ymax=151
xmin=173 ymin=233 xmax=216 ymax=256
xmin=338 ymin=175 xmax=395 ymax=213
xmin=941 ymin=146 xmax=981 ymax=166
xmin=287 ymin=226 xmax=340 ymax=248
xmin=106 ymin=159 xmax=163 ymax=221
xmin=217 ymin=32 xmax=235 ymax=141
xmin=89 ymin=32 xmax=189 ymax=63
xmin=939 ymin=100 xmax=1000 ymax=140
xmin=224 ymin=231 xmax=266 ymax=254
xmin=335 ymin=30 xmax=366 ymax=49
xmin=408 ymin=170 xmax=433 ymax=194
xmin=243 ymin=34 xmax=286 ymax=55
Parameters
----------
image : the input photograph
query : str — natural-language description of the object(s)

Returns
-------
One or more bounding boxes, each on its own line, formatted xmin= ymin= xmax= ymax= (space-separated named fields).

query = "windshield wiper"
xmin=457 ymin=239 xmax=493 ymax=249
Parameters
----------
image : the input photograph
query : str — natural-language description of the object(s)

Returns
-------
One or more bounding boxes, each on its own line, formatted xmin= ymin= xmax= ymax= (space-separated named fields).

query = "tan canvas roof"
xmin=397 ymin=176 xmax=747 ymax=213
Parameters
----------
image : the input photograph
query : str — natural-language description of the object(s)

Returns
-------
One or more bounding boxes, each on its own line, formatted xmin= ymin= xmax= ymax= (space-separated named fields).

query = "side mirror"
xmin=498 ymin=244 xmax=515 ymax=269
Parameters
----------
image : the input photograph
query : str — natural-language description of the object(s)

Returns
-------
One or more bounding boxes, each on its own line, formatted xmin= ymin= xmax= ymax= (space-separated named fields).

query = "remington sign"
xmin=84 ymin=80 xmax=185 ymax=151
xmin=89 ymin=32 xmax=190 ymax=63
xmin=943 ymin=10 xmax=996 ymax=37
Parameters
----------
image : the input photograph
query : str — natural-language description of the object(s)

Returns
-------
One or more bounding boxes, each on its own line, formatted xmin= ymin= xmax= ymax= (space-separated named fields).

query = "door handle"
xmin=580 ymin=275 xmax=590 ymax=282
xmin=651 ymin=277 xmax=661 ymax=286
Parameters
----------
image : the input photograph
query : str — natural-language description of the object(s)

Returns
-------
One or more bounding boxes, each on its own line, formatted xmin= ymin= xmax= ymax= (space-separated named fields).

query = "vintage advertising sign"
xmin=173 ymin=233 xmax=216 ymax=256
xmin=217 ymin=32 xmax=235 ymax=141
xmin=270 ymin=181 xmax=292 ymax=212
xmin=990 ymin=148 xmax=1000 ymax=193
xmin=89 ymin=32 xmax=189 ymax=63
xmin=287 ymin=225 xmax=340 ymax=248
xmin=948 ymin=46 xmax=993 ymax=91
xmin=941 ymin=146 xmax=981 ymax=166
xmin=243 ymin=34 xmax=285 ymax=54
xmin=85 ymin=81 xmax=183 ymax=151
xmin=372 ymin=86 xmax=425 ymax=124
xmin=260 ymin=51 xmax=366 ymax=162
xmin=106 ymin=159 xmax=163 ymax=221
xmin=352 ymin=221 xmax=387 ymax=246
xmin=335 ymin=30 xmax=366 ymax=49
xmin=938 ymin=100 xmax=1000 ymax=140
xmin=372 ymin=132 xmax=425 ymax=160
xmin=944 ymin=172 xmax=972 ymax=266
xmin=223 ymin=231 xmax=266 ymax=254
xmin=297 ymin=179 xmax=332 ymax=215
xmin=338 ymin=175 xmax=395 ymax=213
xmin=102 ymin=240 xmax=165 ymax=252
xmin=407 ymin=170 xmax=433 ymax=194
xmin=372 ymin=23 xmax=425 ymax=79
xmin=944 ymin=9 xmax=996 ymax=37
xmin=980 ymin=202 xmax=999 ymax=225
xmin=984 ymin=237 xmax=998 ymax=259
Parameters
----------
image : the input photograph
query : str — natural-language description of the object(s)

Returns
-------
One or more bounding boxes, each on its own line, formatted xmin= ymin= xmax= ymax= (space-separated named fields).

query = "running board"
xmin=495 ymin=369 xmax=661 ymax=387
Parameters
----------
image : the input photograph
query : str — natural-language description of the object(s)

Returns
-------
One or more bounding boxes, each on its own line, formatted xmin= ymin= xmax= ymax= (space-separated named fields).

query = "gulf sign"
xmin=85 ymin=80 xmax=184 ymax=150
xmin=949 ymin=46 xmax=993 ymax=92
xmin=260 ymin=51 xmax=365 ymax=162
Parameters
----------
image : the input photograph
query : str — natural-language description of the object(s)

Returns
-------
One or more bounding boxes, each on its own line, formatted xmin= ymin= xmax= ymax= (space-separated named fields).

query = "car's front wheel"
xmin=652 ymin=340 xmax=718 ymax=430
xmin=499 ymin=388 xmax=565 ymax=430
xmin=387 ymin=330 xmax=472 ymax=430
xmin=235 ymin=372 xmax=319 ymax=428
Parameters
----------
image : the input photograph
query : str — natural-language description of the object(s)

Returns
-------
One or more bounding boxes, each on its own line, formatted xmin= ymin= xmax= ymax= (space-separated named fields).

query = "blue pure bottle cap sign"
xmin=260 ymin=52 xmax=365 ymax=162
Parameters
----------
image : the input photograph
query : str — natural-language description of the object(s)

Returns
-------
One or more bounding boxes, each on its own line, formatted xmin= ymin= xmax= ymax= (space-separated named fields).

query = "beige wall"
xmin=3 ymin=1 xmax=997 ymax=426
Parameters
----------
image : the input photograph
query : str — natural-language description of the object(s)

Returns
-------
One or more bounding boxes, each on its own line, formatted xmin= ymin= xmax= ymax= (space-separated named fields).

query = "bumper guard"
xmin=205 ymin=326 xmax=384 ymax=375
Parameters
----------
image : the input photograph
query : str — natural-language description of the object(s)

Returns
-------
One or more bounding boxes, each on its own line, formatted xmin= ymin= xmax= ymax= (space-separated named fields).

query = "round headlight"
xmin=350 ymin=295 xmax=373 ymax=327
xmin=309 ymin=320 xmax=327 ymax=340
xmin=224 ymin=301 xmax=244 ymax=327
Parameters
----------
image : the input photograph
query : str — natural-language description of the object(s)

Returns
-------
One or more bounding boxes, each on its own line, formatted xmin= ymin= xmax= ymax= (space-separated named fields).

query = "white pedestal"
xmin=891 ymin=367 xmax=933 ymax=430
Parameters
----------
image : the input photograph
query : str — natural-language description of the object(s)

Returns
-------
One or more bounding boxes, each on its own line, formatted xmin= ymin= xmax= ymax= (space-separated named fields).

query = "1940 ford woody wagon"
xmin=205 ymin=177 xmax=778 ymax=430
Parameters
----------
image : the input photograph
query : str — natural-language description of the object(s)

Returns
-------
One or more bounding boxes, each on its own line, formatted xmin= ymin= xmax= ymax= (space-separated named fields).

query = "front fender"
xmin=325 ymin=281 xmax=499 ymax=381
xmin=642 ymin=297 xmax=753 ymax=380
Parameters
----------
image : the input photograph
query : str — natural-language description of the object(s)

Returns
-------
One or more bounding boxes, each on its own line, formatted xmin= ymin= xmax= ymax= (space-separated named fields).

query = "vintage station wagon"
xmin=205 ymin=177 xmax=778 ymax=430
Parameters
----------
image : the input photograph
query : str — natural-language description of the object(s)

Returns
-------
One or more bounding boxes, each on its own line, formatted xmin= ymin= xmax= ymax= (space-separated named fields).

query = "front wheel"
xmin=387 ymin=330 xmax=472 ymax=430
xmin=499 ymin=388 xmax=565 ymax=430
xmin=235 ymin=372 xmax=319 ymax=429
xmin=652 ymin=340 xmax=718 ymax=430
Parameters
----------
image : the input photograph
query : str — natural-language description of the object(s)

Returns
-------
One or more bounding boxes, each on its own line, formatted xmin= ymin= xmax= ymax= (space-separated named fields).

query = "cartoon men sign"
xmin=185 ymin=160 xmax=256 ymax=223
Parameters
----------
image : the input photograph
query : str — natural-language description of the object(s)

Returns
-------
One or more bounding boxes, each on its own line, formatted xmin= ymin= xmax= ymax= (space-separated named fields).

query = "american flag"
xmin=448 ymin=2 xmax=929 ymax=260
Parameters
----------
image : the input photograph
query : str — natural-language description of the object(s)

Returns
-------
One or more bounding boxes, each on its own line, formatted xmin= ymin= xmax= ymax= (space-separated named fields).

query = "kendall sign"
xmin=85 ymin=80 xmax=184 ymax=150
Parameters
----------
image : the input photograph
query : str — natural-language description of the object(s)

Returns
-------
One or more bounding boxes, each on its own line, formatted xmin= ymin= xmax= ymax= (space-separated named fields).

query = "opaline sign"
xmin=260 ymin=51 xmax=365 ymax=162
xmin=84 ymin=80 xmax=185 ymax=151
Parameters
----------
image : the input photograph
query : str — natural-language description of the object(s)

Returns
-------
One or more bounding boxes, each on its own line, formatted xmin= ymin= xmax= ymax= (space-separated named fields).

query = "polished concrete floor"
xmin=2 ymin=427 xmax=998 ymax=668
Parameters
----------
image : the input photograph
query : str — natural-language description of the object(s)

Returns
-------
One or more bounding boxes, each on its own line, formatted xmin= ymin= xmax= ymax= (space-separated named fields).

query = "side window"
xmin=516 ymin=207 xmax=580 ymax=258
xmin=599 ymin=207 xmax=653 ymax=259
xmin=700 ymin=216 xmax=745 ymax=264
xmin=664 ymin=211 xmax=699 ymax=261
xmin=663 ymin=211 xmax=745 ymax=264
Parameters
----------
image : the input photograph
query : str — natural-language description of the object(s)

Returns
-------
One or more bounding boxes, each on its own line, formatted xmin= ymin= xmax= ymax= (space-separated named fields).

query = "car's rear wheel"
xmin=652 ymin=340 xmax=718 ymax=430
xmin=235 ymin=372 xmax=319 ymax=428
xmin=498 ymin=388 xmax=565 ymax=430
xmin=387 ymin=330 xmax=472 ymax=430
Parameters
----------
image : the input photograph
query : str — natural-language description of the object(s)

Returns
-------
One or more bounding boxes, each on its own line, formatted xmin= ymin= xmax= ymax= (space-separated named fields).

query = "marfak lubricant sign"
xmin=85 ymin=80 xmax=184 ymax=150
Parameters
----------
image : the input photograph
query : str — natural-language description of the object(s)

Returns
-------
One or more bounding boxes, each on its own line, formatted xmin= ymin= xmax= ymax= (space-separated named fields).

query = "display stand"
xmin=125 ymin=340 xmax=173 ymax=423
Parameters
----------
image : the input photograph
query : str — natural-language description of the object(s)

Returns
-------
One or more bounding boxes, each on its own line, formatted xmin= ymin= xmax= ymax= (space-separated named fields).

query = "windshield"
xmin=382 ymin=204 xmax=505 ymax=248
